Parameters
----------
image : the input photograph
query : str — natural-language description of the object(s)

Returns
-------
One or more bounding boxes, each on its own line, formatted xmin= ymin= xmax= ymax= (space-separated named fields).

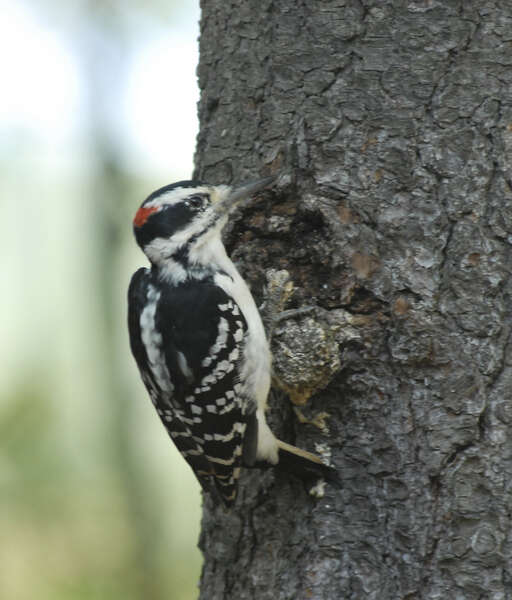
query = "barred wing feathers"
xmin=128 ymin=268 xmax=251 ymax=506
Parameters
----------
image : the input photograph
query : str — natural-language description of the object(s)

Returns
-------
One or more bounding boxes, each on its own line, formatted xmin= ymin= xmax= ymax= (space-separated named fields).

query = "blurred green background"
xmin=1 ymin=1 xmax=202 ymax=599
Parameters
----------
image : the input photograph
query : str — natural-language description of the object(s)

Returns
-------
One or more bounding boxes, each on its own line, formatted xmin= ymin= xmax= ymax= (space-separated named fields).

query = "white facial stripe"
xmin=144 ymin=214 xmax=228 ymax=272
xmin=140 ymin=184 xmax=233 ymax=269
xmin=144 ymin=184 xmax=231 ymax=210
xmin=144 ymin=215 xmax=216 ymax=259
xmin=144 ymin=186 xmax=213 ymax=210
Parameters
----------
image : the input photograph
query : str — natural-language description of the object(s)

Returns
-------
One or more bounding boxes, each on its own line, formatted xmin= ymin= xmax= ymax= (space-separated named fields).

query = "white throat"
xmin=151 ymin=228 xmax=228 ymax=285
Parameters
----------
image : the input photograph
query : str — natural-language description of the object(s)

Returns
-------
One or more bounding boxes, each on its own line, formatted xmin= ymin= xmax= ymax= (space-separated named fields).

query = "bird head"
xmin=133 ymin=177 xmax=275 ymax=268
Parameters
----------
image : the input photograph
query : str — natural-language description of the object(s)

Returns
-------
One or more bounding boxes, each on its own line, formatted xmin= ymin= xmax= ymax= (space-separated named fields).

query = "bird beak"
xmin=227 ymin=175 xmax=276 ymax=205
xmin=212 ymin=175 xmax=276 ymax=219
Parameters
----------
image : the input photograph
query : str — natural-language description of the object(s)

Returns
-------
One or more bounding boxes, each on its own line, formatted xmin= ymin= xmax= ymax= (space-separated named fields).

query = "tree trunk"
xmin=194 ymin=2 xmax=512 ymax=598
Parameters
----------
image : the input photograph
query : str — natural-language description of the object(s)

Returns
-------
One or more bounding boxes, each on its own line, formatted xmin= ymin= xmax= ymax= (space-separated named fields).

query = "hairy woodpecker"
xmin=128 ymin=176 xmax=338 ymax=506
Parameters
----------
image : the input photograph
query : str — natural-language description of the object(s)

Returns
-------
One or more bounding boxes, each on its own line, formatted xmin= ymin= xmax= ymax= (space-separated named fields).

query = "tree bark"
xmin=194 ymin=2 xmax=512 ymax=599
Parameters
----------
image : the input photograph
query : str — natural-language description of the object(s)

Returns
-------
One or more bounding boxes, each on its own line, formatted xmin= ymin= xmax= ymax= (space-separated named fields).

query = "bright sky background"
xmin=0 ymin=0 xmax=200 ymax=177
xmin=0 ymin=3 xmax=82 ymax=147
xmin=0 ymin=3 xmax=204 ymax=596
xmin=0 ymin=0 xmax=201 ymax=377
xmin=124 ymin=32 xmax=199 ymax=175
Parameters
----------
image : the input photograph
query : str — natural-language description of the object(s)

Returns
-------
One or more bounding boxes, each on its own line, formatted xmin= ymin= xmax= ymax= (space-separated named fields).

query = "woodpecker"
xmin=128 ymin=176 xmax=338 ymax=506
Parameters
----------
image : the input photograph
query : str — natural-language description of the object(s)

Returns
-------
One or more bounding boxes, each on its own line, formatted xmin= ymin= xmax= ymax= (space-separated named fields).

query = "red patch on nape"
xmin=133 ymin=205 xmax=159 ymax=228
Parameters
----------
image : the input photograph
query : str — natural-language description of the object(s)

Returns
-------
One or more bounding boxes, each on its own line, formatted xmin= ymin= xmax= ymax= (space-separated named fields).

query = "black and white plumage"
xmin=127 ymin=177 xmax=338 ymax=506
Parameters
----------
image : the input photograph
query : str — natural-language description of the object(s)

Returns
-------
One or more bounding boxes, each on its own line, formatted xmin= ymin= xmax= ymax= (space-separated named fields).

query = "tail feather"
xmin=274 ymin=439 xmax=342 ymax=488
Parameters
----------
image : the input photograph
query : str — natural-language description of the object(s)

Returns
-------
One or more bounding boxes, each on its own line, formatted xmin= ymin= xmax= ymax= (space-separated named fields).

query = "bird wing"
xmin=128 ymin=269 xmax=250 ymax=506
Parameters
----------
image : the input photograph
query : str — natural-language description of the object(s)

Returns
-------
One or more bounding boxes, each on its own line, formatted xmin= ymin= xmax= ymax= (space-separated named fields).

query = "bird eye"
xmin=186 ymin=194 xmax=206 ymax=210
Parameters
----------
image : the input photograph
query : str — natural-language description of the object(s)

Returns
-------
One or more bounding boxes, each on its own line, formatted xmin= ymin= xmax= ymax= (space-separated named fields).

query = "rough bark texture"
xmin=194 ymin=2 xmax=512 ymax=599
